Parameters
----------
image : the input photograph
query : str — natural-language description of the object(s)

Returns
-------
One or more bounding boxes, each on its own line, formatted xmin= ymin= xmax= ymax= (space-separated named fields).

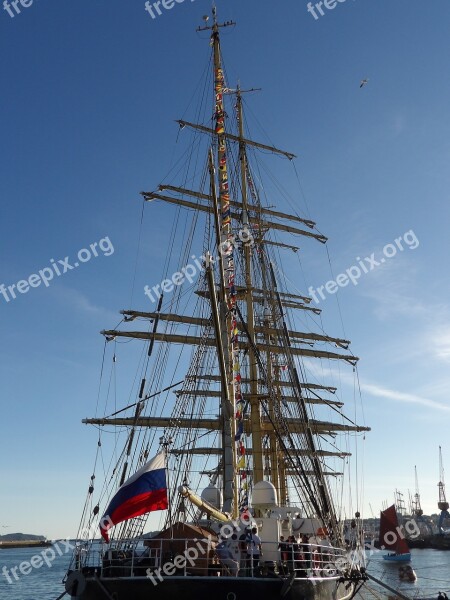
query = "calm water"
xmin=0 ymin=544 xmax=71 ymax=600
xmin=1 ymin=546 xmax=449 ymax=599
xmin=356 ymin=549 xmax=450 ymax=599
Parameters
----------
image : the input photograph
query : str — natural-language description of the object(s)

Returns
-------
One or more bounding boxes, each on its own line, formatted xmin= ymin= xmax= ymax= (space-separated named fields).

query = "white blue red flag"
xmin=100 ymin=453 xmax=168 ymax=542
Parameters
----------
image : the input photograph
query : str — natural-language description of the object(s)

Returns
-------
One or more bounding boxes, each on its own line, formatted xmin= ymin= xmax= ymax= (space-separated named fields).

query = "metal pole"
xmin=160 ymin=437 xmax=173 ymax=536
xmin=366 ymin=572 xmax=413 ymax=600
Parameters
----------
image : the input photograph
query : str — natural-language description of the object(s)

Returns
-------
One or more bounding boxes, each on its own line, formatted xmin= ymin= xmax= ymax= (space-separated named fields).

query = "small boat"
xmin=379 ymin=505 xmax=411 ymax=562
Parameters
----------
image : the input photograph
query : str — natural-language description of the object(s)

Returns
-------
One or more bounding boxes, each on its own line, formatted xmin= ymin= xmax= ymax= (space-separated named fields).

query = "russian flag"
xmin=100 ymin=453 xmax=168 ymax=542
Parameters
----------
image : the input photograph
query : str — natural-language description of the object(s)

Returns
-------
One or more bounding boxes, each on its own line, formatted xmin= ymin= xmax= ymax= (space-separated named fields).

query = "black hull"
xmin=70 ymin=574 xmax=355 ymax=600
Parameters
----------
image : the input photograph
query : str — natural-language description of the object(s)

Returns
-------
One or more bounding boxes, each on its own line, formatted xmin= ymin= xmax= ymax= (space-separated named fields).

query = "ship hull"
xmin=69 ymin=574 xmax=355 ymax=600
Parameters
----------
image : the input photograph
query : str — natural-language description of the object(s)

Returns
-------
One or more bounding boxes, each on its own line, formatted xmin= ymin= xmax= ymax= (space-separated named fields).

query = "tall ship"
xmin=64 ymin=8 xmax=369 ymax=600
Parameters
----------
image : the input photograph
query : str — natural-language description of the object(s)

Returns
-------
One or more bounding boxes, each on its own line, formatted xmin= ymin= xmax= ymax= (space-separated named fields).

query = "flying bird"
xmin=360 ymin=78 xmax=369 ymax=89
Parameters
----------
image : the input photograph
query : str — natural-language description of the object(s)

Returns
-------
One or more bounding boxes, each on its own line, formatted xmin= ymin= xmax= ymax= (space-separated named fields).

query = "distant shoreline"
xmin=0 ymin=540 xmax=53 ymax=549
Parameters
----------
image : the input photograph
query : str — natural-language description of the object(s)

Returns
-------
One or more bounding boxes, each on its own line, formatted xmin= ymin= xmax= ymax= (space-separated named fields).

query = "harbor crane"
xmin=410 ymin=466 xmax=434 ymax=535
xmin=412 ymin=465 xmax=423 ymax=517
xmin=438 ymin=446 xmax=450 ymax=533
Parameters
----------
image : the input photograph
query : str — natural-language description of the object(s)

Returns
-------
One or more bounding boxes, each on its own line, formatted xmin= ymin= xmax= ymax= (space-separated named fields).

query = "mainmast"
xmin=236 ymin=87 xmax=264 ymax=486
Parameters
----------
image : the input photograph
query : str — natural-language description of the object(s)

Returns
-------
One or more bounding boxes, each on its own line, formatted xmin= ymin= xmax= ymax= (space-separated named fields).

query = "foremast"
xmin=207 ymin=10 xmax=268 ymax=515
xmin=204 ymin=8 xmax=342 ymax=527
xmin=199 ymin=8 xmax=242 ymax=517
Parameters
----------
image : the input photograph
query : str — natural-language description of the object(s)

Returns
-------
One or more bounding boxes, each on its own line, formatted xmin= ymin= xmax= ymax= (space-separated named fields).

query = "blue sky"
xmin=1 ymin=0 xmax=450 ymax=539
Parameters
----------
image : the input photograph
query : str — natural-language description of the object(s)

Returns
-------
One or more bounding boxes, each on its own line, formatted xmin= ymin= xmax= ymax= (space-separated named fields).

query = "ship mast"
xmin=199 ymin=7 xmax=239 ymax=516
xmin=236 ymin=86 xmax=264 ymax=486
xmin=207 ymin=149 xmax=236 ymax=515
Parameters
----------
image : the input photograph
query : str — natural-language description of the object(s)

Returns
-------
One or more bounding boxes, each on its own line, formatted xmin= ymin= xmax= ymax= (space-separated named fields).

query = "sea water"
xmin=1 ymin=546 xmax=449 ymax=600
xmin=356 ymin=549 xmax=450 ymax=599
xmin=0 ymin=544 xmax=71 ymax=600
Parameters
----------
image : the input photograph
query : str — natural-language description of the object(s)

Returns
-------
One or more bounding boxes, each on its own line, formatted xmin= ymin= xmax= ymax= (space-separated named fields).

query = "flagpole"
xmin=160 ymin=436 xmax=174 ymax=538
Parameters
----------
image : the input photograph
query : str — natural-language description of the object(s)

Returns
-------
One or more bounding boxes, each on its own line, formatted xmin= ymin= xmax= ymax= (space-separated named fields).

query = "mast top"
xmin=225 ymin=86 xmax=262 ymax=97
xmin=196 ymin=8 xmax=235 ymax=33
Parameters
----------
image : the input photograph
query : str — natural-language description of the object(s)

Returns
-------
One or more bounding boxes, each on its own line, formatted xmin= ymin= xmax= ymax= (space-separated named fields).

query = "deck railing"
xmin=74 ymin=538 xmax=350 ymax=580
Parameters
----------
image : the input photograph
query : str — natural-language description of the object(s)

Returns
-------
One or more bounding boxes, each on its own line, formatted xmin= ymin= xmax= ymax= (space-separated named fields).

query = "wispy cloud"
xmin=358 ymin=258 xmax=450 ymax=367
xmin=52 ymin=287 xmax=118 ymax=321
xmin=301 ymin=358 xmax=450 ymax=414
xmin=430 ymin=327 xmax=450 ymax=363
xmin=360 ymin=381 xmax=450 ymax=413
xmin=362 ymin=287 xmax=427 ymax=321
xmin=359 ymin=252 xmax=426 ymax=320
xmin=71 ymin=291 xmax=105 ymax=314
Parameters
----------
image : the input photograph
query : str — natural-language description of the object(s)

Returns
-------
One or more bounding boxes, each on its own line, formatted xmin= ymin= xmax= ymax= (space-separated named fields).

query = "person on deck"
xmin=215 ymin=536 xmax=239 ymax=576
xmin=246 ymin=527 xmax=262 ymax=575
xmin=239 ymin=528 xmax=251 ymax=575
xmin=301 ymin=534 xmax=311 ymax=570
xmin=278 ymin=536 xmax=289 ymax=562
xmin=286 ymin=536 xmax=297 ymax=572
xmin=228 ymin=533 xmax=241 ymax=570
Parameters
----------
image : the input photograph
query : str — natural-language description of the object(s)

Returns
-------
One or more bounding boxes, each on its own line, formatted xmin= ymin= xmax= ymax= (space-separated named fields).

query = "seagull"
xmin=360 ymin=78 xmax=369 ymax=89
